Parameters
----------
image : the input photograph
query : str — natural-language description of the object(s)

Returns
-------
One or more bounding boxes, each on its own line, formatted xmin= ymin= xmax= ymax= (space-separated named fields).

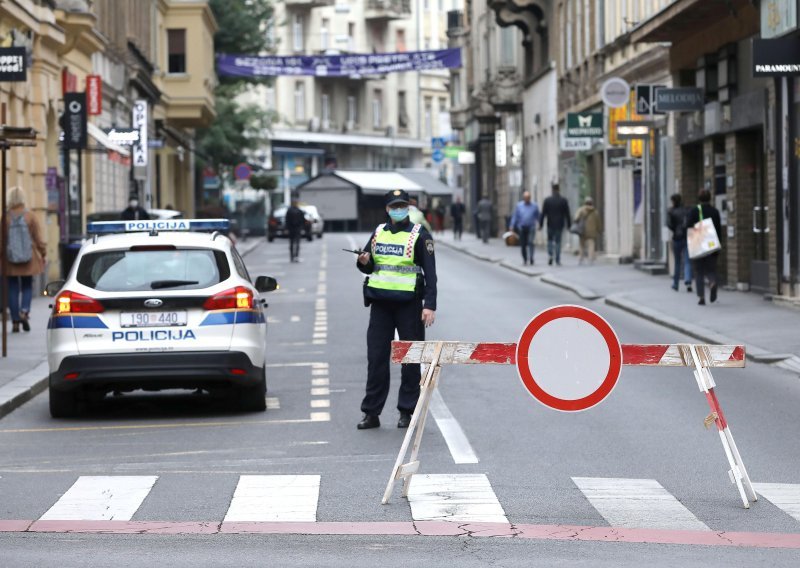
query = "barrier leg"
xmin=402 ymin=363 xmax=441 ymax=498
xmin=382 ymin=342 xmax=444 ymax=505
xmin=688 ymin=345 xmax=756 ymax=509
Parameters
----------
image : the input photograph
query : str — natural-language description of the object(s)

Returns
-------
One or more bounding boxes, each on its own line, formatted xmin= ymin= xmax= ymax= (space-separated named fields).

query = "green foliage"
xmin=198 ymin=0 xmax=276 ymax=169
xmin=250 ymin=174 xmax=278 ymax=190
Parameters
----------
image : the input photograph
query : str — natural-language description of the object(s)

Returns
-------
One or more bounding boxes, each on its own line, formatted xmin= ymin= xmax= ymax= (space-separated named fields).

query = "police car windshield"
xmin=76 ymin=249 xmax=230 ymax=292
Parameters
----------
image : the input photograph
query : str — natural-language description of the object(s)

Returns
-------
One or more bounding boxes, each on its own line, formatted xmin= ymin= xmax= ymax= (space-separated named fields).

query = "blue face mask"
xmin=388 ymin=207 xmax=408 ymax=221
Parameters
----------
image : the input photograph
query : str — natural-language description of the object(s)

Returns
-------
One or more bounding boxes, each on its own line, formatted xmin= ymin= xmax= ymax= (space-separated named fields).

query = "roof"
xmin=333 ymin=170 xmax=422 ymax=196
xmin=396 ymin=168 xmax=452 ymax=197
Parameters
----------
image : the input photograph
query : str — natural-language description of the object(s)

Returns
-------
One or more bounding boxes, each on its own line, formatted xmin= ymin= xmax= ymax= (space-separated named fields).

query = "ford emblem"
xmin=144 ymin=299 xmax=163 ymax=308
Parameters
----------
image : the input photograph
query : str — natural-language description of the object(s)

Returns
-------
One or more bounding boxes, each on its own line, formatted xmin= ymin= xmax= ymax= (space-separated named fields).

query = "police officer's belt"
xmin=374 ymin=264 xmax=422 ymax=274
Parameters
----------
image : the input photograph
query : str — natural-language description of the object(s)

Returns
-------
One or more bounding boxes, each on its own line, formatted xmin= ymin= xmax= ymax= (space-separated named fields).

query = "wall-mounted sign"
xmin=753 ymin=37 xmax=800 ymax=76
xmin=0 ymin=47 xmax=26 ymax=82
xmin=635 ymin=84 xmax=666 ymax=116
xmin=132 ymin=100 xmax=149 ymax=167
xmin=63 ymin=92 xmax=87 ymax=150
xmin=86 ymin=75 xmax=102 ymax=115
xmin=601 ymin=77 xmax=630 ymax=108
xmin=560 ymin=133 xmax=592 ymax=152
xmin=566 ymin=113 xmax=603 ymax=138
xmin=105 ymin=128 xmax=140 ymax=146
xmin=495 ymin=129 xmax=507 ymax=167
xmin=61 ymin=68 xmax=77 ymax=95
xmin=654 ymin=87 xmax=705 ymax=112
xmin=761 ymin=0 xmax=798 ymax=39
xmin=457 ymin=151 xmax=475 ymax=164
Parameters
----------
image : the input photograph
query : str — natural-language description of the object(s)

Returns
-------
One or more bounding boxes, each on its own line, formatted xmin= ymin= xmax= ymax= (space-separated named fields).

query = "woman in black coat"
xmin=686 ymin=190 xmax=722 ymax=305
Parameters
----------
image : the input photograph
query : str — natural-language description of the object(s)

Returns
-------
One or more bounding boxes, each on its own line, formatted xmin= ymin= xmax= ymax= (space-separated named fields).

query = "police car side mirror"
xmin=255 ymin=276 xmax=279 ymax=293
xmin=44 ymin=280 xmax=65 ymax=297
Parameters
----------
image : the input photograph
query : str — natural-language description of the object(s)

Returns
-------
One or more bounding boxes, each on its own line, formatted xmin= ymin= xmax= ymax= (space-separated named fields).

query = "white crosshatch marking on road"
xmin=572 ymin=477 xmax=710 ymax=531
xmin=753 ymin=483 xmax=800 ymax=522
xmin=311 ymin=378 xmax=329 ymax=386
xmin=310 ymin=412 xmax=330 ymax=421
xmin=223 ymin=475 xmax=320 ymax=522
xmin=311 ymin=369 xmax=328 ymax=377
xmin=266 ymin=397 xmax=280 ymax=410
xmin=311 ymin=388 xmax=330 ymax=396
xmin=40 ymin=476 xmax=158 ymax=521
xmin=310 ymin=399 xmax=330 ymax=408
xmin=407 ymin=474 xmax=508 ymax=523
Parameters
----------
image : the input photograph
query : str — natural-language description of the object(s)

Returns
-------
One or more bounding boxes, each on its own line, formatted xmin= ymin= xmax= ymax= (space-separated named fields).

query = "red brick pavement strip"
xmin=1 ymin=520 xmax=799 ymax=548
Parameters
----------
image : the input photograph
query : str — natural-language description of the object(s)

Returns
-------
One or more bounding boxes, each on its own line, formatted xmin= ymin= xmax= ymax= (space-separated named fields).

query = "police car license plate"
xmin=120 ymin=311 xmax=187 ymax=328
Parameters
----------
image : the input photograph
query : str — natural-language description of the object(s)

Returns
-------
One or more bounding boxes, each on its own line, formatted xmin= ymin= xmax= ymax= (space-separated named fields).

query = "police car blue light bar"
xmin=87 ymin=219 xmax=230 ymax=234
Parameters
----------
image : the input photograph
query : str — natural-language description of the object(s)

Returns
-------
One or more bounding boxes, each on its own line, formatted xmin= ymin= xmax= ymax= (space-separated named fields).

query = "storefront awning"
xmin=334 ymin=170 xmax=423 ymax=196
xmin=87 ymin=123 xmax=130 ymax=157
xmin=271 ymin=129 xmax=427 ymax=150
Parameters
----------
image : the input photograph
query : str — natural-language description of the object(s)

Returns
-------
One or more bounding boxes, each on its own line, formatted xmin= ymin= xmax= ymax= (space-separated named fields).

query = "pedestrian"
xmin=686 ymin=190 xmax=722 ymax=305
xmin=434 ymin=199 xmax=446 ymax=234
xmin=508 ymin=191 xmax=540 ymax=265
xmin=121 ymin=193 xmax=150 ymax=220
xmin=476 ymin=195 xmax=492 ymax=243
xmin=4 ymin=187 xmax=47 ymax=333
xmin=574 ymin=196 xmax=602 ymax=264
xmin=539 ymin=183 xmax=571 ymax=265
xmin=355 ymin=189 xmax=437 ymax=430
xmin=285 ymin=196 xmax=306 ymax=263
xmin=667 ymin=193 xmax=693 ymax=293
xmin=450 ymin=197 xmax=465 ymax=240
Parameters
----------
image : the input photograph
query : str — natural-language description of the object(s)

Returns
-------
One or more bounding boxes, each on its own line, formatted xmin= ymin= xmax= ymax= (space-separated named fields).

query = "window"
xmin=372 ymin=90 xmax=382 ymax=129
xmin=347 ymin=93 xmax=357 ymax=126
xmin=292 ymin=14 xmax=304 ymax=52
xmin=265 ymin=87 xmax=276 ymax=110
xmin=452 ymin=73 xmax=461 ymax=107
xmin=398 ymin=91 xmax=409 ymax=129
xmin=348 ymin=22 xmax=356 ymax=51
xmin=396 ymin=29 xmax=406 ymax=52
xmin=321 ymin=18 xmax=330 ymax=51
xmin=321 ymin=92 xmax=331 ymax=127
xmin=167 ymin=29 xmax=186 ymax=74
xmin=424 ymin=97 xmax=433 ymax=138
xmin=499 ymin=27 xmax=515 ymax=66
xmin=294 ymin=82 xmax=305 ymax=122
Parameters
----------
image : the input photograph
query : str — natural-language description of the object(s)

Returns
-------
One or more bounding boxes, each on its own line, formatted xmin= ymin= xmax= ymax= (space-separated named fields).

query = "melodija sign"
xmin=216 ymin=48 xmax=462 ymax=78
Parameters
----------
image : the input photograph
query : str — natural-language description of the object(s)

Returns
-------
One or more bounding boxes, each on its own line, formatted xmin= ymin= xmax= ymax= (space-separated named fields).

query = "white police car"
xmin=45 ymin=219 xmax=278 ymax=418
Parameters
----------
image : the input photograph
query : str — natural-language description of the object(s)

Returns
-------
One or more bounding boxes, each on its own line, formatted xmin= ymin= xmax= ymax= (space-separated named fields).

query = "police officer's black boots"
xmin=397 ymin=412 xmax=412 ymax=429
xmin=357 ymin=414 xmax=380 ymax=430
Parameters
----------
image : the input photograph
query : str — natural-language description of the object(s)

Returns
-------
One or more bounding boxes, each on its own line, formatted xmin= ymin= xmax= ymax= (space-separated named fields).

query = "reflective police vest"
xmin=366 ymin=223 xmax=423 ymax=301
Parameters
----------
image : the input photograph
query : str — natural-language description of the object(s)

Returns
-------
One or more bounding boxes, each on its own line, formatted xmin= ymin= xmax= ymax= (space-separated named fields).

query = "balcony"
xmin=284 ymin=0 xmax=334 ymax=9
xmin=365 ymin=0 xmax=411 ymax=23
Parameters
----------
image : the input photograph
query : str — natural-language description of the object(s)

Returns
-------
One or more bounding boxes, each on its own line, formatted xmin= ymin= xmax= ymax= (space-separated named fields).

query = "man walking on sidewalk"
xmin=476 ymin=195 xmax=492 ymax=243
xmin=285 ymin=196 xmax=306 ymax=263
xmin=509 ymin=191 xmax=540 ymax=265
xmin=667 ymin=193 xmax=693 ymax=293
xmin=539 ymin=184 xmax=571 ymax=265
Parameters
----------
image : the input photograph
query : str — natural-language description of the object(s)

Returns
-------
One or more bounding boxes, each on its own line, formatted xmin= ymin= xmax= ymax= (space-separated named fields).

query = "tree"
xmin=197 ymin=0 xmax=276 ymax=170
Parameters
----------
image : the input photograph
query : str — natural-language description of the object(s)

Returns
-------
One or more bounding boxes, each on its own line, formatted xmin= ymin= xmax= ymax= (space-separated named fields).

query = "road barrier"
xmin=383 ymin=305 xmax=756 ymax=509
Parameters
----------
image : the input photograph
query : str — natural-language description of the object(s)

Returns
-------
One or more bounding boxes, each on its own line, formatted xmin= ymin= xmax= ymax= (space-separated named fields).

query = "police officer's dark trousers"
xmin=362 ymin=299 xmax=423 ymax=416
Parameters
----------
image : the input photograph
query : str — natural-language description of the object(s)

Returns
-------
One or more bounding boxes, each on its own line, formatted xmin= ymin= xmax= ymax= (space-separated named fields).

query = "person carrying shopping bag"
xmin=573 ymin=196 xmax=602 ymax=264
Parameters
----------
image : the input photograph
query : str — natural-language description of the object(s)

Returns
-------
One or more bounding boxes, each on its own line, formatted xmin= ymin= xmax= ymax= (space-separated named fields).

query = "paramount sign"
xmin=566 ymin=112 xmax=603 ymax=138
xmin=753 ymin=37 xmax=800 ymax=76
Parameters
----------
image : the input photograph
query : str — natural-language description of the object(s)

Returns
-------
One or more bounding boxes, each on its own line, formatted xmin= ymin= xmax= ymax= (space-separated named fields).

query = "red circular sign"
xmin=516 ymin=305 xmax=622 ymax=412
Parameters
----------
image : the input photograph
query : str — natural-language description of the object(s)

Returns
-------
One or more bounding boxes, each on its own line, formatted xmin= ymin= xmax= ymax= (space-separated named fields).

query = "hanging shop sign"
xmin=216 ymin=48 xmax=462 ymax=78
xmin=753 ymin=36 xmax=800 ymax=76
xmin=132 ymin=100 xmax=149 ymax=167
xmin=654 ymin=88 xmax=705 ymax=112
xmin=761 ymin=0 xmax=798 ymax=39
xmin=86 ymin=75 xmax=102 ymax=115
xmin=0 ymin=47 xmax=26 ymax=82
xmin=566 ymin=112 xmax=603 ymax=138
xmin=63 ymin=92 xmax=87 ymax=150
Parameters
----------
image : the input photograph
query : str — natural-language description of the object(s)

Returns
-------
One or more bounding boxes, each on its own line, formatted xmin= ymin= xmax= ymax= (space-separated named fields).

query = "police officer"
xmin=356 ymin=189 xmax=437 ymax=430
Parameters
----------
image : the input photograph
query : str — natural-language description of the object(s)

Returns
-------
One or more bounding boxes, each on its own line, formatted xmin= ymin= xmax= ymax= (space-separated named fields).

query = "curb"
xmin=605 ymin=294 xmax=787 ymax=364
xmin=540 ymin=274 xmax=602 ymax=301
xmin=498 ymin=260 xmax=544 ymax=277
xmin=0 ymin=360 xmax=49 ymax=420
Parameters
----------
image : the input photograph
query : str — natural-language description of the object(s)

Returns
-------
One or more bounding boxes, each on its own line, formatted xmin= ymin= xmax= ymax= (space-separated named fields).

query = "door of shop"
xmin=750 ymin=133 xmax=770 ymax=292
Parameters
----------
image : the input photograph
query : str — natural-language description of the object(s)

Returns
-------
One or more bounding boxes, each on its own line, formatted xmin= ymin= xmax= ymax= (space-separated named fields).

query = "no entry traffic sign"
xmin=516 ymin=305 xmax=622 ymax=412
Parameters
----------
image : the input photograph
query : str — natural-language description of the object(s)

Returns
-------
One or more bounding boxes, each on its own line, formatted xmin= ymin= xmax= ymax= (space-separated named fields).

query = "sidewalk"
xmin=437 ymin=230 xmax=800 ymax=373
xmin=0 ymin=237 xmax=263 ymax=419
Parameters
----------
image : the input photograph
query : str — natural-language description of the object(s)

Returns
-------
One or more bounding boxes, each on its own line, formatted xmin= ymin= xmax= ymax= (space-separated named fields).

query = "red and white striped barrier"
xmin=383 ymin=306 xmax=756 ymax=510
xmin=392 ymin=341 xmax=746 ymax=368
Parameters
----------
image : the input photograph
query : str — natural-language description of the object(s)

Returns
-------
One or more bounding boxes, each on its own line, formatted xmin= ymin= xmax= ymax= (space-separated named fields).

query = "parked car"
xmin=267 ymin=204 xmax=323 ymax=242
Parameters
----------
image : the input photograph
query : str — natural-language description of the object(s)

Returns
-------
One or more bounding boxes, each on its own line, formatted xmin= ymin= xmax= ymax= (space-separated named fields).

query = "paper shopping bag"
xmin=687 ymin=217 xmax=721 ymax=259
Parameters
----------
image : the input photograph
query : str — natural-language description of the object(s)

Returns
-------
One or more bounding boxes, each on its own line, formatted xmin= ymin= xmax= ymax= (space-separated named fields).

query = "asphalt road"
xmin=0 ymin=232 xmax=799 ymax=567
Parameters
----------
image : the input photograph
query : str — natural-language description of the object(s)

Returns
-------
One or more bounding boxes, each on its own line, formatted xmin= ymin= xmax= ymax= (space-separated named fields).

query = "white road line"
xmin=310 ymin=412 xmax=331 ymax=421
xmin=310 ymin=399 xmax=330 ymax=408
xmin=407 ymin=474 xmax=508 ymax=523
xmin=40 ymin=476 xmax=158 ymax=521
xmin=311 ymin=387 xmax=330 ymax=396
xmin=753 ymin=483 xmax=800 ymax=522
xmin=430 ymin=389 xmax=479 ymax=464
xmin=223 ymin=475 xmax=320 ymax=522
xmin=290 ymin=316 xmax=301 ymax=322
xmin=571 ymin=477 xmax=710 ymax=531
xmin=311 ymin=378 xmax=329 ymax=386
xmin=266 ymin=397 xmax=280 ymax=410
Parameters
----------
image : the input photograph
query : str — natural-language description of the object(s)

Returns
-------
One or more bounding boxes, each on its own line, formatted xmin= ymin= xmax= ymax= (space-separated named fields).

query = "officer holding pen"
xmin=354 ymin=190 xmax=437 ymax=430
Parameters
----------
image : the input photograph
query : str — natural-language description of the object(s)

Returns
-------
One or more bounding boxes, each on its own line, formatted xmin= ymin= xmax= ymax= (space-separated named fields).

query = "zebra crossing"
xmin=4 ymin=473 xmax=800 ymax=529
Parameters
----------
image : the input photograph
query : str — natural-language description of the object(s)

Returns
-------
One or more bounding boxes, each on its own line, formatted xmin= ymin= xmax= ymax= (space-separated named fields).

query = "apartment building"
xmin=260 ymin=0 xmax=454 ymax=197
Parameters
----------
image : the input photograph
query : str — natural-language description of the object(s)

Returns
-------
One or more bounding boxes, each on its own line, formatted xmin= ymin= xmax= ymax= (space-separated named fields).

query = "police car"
xmin=45 ymin=219 xmax=278 ymax=418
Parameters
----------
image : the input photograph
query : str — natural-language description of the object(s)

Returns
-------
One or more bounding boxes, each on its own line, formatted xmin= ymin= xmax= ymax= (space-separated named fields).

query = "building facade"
xmin=0 ymin=0 xmax=216 ymax=283
xmin=254 ymin=0 xmax=457 ymax=203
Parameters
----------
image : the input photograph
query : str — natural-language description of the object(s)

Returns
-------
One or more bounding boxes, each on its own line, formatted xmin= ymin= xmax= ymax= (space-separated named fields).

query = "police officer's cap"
xmin=385 ymin=189 xmax=410 ymax=206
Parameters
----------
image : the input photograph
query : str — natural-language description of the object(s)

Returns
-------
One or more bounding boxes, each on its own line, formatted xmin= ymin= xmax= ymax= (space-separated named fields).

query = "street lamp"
xmin=0 ymin=112 xmax=38 ymax=358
